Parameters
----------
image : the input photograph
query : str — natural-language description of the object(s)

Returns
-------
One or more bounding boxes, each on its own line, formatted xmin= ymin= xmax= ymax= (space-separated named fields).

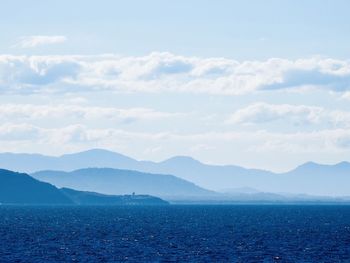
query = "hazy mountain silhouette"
xmin=0 ymin=169 xmax=73 ymax=204
xmin=32 ymin=168 xmax=216 ymax=199
xmin=1 ymin=166 xmax=348 ymax=204
xmin=1 ymin=149 xmax=350 ymax=196
xmin=277 ymin=161 xmax=350 ymax=196
xmin=0 ymin=149 xmax=274 ymax=189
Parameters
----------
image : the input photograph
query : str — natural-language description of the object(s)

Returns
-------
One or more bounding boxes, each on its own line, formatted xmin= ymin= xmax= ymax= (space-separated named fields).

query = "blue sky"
xmin=2 ymin=0 xmax=350 ymax=59
xmin=1 ymin=0 xmax=350 ymax=171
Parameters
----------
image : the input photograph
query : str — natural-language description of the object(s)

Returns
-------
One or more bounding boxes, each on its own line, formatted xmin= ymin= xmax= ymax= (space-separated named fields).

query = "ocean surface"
xmin=0 ymin=205 xmax=349 ymax=262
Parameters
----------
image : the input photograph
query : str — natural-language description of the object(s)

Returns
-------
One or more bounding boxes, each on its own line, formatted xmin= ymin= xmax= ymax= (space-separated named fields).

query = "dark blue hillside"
xmin=0 ymin=169 xmax=73 ymax=204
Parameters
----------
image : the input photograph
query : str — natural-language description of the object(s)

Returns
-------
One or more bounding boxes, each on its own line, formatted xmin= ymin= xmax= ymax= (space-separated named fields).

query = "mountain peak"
xmin=286 ymin=161 xmax=324 ymax=174
xmin=161 ymin=155 xmax=202 ymax=165
xmin=335 ymin=161 xmax=350 ymax=167
xmin=62 ymin=148 xmax=120 ymax=156
xmin=297 ymin=161 xmax=350 ymax=170
xmin=80 ymin=148 xmax=115 ymax=154
xmin=60 ymin=149 xmax=136 ymax=161
xmin=300 ymin=161 xmax=319 ymax=167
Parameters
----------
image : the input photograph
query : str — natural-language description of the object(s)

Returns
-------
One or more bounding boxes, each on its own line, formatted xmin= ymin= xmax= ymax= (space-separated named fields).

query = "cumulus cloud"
xmin=263 ymin=69 xmax=350 ymax=91
xmin=0 ymin=53 xmax=350 ymax=95
xmin=14 ymin=35 xmax=67 ymax=48
xmin=227 ymin=102 xmax=350 ymax=127
xmin=0 ymin=55 xmax=80 ymax=94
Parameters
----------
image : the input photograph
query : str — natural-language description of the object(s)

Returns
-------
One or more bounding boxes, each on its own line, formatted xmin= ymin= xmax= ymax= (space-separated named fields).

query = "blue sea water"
xmin=0 ymin=205 xmax=349 ymax=262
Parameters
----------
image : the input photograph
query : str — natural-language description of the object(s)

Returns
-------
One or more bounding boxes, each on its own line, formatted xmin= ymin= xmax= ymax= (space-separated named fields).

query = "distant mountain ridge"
xmin=1 ymin=149 xmax=350 ymax=196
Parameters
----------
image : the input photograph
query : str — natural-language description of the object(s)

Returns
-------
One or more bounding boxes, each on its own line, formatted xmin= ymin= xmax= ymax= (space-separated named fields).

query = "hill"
xmin=0 ymin=169 xmax=73 ymax=205
xmin=32 ymin=168 xmax=216 ymax=199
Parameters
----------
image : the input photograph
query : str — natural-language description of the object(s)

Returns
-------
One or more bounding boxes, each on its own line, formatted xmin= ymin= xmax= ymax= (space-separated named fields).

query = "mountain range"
xmin=0 ymin=149 xmax=350 ymax=196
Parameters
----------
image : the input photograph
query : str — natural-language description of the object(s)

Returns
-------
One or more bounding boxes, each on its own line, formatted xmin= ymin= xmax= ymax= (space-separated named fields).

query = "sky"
xmin=1 ymin=0 xmax=350 ymax=171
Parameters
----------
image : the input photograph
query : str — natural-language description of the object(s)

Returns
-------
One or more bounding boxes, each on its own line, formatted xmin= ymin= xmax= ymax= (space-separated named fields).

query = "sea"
xmin=0 ymin=205 xmax=349 ymax=262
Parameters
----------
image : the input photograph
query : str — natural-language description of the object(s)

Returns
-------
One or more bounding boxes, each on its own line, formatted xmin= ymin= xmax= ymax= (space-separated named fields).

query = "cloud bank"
xmin=1 ymin=123 xmax=350 ymax=155
xmin=0 ymin=53 xmax=349 ymax=95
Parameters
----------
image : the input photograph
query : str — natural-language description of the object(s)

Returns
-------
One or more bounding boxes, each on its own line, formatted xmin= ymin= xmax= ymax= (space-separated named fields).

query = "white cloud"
xmin=0 ymin=53 xmax=350 ymax=95
xmin=341 ymin=91 xmax=350 ymax=100
xmin=227 ymin=102 xmax=350 ymax=128
xmin=227 ymin=103 xmax=322 ymax=125
xmin=0 ymin=123 xmax=41 ymax=141
xmin=0 ymin=124 xmax=350 ymax=154
xmin=0 ymin=104 xmax=179 ymax=123
xmin=14 ymin=35 xmax=67 ymax=48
